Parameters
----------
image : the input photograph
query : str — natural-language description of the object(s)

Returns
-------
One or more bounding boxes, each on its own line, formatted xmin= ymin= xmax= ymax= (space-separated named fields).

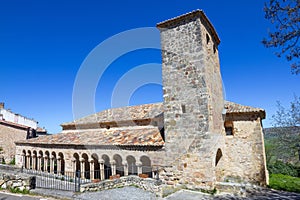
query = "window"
xmin=224 ymin=121 xmax=233 ymax=136
xmin=181 ymin=104 xmax=186 ymax=113
xmin=215 ymin=149 xmax=222 ymax=166
xmin=206 ymin=33 xmax=210 ymax=44
xmin=225 ymin=127 xmax=233 ymax=136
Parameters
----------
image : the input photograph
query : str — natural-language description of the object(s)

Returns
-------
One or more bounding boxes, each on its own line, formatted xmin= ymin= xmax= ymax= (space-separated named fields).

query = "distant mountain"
xmin=264 ymin=126 xmax=300 ymax=166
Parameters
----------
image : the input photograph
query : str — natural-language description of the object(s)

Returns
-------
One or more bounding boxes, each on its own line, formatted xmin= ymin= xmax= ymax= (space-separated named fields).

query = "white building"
xmin=0 ymin=102 xmax=37 ymax=129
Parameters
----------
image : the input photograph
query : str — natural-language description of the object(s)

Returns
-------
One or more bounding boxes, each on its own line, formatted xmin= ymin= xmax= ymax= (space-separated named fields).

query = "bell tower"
xmin=157 ymin=10 xmax=225 ymax=186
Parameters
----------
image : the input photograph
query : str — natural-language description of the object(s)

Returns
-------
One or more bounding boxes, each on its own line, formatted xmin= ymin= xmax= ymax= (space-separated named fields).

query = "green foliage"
xmin=1 ymin=159 xmax=5 ymax=164
xmin=268 ymin=160 xmax=298 ymax=177
xmin=9 ymin=158 xmax=15 ymax=165
xmin=264 ymin=140 xmax=277 ymax=166
xmin=263 ymin=0 xmax=300 ymax=74
xmin=269 ymin=174 xmax=300 ymax=193
xmin=9 ymin=187 xmax=30 ymax=194
xmin=272 ymin=95 xmax=300 ymax=127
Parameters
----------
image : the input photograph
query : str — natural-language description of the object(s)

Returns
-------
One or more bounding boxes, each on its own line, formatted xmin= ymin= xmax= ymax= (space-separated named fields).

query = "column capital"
xmin=99 ymin=159 xmax=104 ymax=164
xmin=110 ymin=160 xmax=116 ymax=165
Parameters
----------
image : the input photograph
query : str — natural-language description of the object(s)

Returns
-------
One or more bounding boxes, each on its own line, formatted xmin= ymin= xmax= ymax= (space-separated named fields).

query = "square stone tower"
xmin=157 ymin=10 xmax=225 ymax=187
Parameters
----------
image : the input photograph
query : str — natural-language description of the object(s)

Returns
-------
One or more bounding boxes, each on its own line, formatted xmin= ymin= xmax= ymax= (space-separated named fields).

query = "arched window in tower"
xmin=206 ymin=33 xmax=210 ymax=44
xmin=215 ymin=148 xmax=223 ymax=166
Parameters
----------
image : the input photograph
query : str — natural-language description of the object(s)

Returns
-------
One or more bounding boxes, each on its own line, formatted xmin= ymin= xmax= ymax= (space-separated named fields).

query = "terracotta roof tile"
xmin=16 ymin=126 xmax=164 ymax=146
xmin=62 ymin=101 xmax=265 ymax=127
xmin=225 ymin=101 xmax=265 ymax=118
xmin=62 ymin=103 xmax=163 ymax=126
xmin=0 ymin=120 xmax=28 ymax=130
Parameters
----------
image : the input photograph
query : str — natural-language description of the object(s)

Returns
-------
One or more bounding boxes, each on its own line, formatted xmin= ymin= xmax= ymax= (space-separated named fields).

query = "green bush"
xmin=9 ymin=158 xmax=15 ymax=165
xmin=9 ymin=187 xmax=30 ymax=194
xmin=269 ymin=174 xmax=300 ymax=193
xmin=268 ymin=160 xmax=298 ymax=177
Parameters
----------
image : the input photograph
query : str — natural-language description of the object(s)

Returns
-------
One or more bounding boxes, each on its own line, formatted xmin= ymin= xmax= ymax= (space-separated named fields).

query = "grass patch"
xmin=9 ymin=187 xmax=30 ymax=194
xmin=9 ymin=158 xmax=15 ymax=165
xmin=268 ymin=174 xmax=300 ymax=193
xmin=129 ymin=184 xmax=139 ymax=188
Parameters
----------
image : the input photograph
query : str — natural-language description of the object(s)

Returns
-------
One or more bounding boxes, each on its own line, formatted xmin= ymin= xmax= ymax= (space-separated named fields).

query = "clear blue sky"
xmin=0 ymin=0 xmax=299 ymax=133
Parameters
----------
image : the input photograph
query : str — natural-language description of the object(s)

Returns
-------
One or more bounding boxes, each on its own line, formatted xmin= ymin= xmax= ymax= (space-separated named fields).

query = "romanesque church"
xmin=15 ymin=10 xmax=268 ymax=189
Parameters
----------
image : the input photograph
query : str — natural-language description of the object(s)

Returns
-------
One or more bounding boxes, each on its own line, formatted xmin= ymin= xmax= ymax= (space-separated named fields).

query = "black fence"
xmin=21 ymin=166 xmax=156 ymax=192
xmin=22 ymin=168 xmax=81 ymax=191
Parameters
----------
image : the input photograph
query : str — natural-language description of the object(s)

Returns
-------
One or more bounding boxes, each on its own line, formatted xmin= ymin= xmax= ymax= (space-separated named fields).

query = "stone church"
xmin=15 ymin=10 xmax=268 ymax=189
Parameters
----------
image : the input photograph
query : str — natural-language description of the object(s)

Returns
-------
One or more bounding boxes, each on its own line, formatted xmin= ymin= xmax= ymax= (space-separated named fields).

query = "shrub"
xmin=269 ymin=174 xmax=300 ymax=193
xmin=9 ymin=187 xmax=30 ymax=194
xmin=9 ymin=158 xmax=15 ymax=165
xmin=268 ymin=160 xmax=298 ymax=177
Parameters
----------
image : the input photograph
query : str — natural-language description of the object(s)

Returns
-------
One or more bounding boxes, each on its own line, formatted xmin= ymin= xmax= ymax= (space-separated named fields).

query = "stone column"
xmin=21 ymin=154 xmax=26 ymax=168
xmin=137 ymin=162 xmax=142 ymax=175
xmin=57 ymin=157 xmax=61 ymax=175
xmin=99 ymin=160 xmax=105 ymax=180
xmin=37 ymin=156 xmax=41 ymax=171
xmin=71 ymin=158 xmax=76 ymax=174
xmin=50 ymin=156 xmax=55 ymax=173
xmin=44 ymin=156 xmax=48 ymax=172
xmin=80 ymin=158 xmax=85 ymax=179
xmin=26 ymin=155 xmax=30 ymax=169
xmin=123 ymin=162 xmax=128 ymax=176
xmin=110 ymin=161 xmax=116 ymax=176
xmin=32 ymin=155 xmax=36 ymax=170
xmin=89 ymin=159 xmax=94 ymax=180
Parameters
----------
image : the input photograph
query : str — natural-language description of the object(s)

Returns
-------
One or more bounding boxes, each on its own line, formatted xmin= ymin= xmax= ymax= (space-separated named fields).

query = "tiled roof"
xmin=62 ymin=101 xmax=265 ymax=127
xmin=16 ymin=126 xmax=164 ymax=146
xmin=225 ymin=101 xmax=266 ymax=118
xmin=36 ymin=127 xmax=47 ymax=132
xmin=0 ymin=120 xmax=28 ymax=130
xmin=62 ymin=103 xmax=163 ymax=126
xmin=157 ymin=10 xmax=221 ymax=45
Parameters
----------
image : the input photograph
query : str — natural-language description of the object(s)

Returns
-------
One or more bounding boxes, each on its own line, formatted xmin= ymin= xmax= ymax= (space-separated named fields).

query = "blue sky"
xmin=0 ymin=1 xmax=299 ymax=133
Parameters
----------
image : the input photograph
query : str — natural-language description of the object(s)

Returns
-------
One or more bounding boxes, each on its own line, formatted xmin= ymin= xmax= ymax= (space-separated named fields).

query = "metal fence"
xmin=22 ymin=168 xmax=81 ymax=192
xmin=21 ymin=166 xmax=156 ymax=192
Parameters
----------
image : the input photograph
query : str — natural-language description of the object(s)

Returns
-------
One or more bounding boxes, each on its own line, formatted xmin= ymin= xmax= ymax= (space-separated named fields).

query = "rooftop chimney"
xmin=0 ymin=103 xmax=4 ymax=109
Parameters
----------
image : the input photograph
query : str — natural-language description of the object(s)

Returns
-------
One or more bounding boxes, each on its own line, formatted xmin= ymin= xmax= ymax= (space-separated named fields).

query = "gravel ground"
xmin=74 ymin=187 xmax=158 ymax=200
xmin=32 ymin=186 xmax=300 ymax=200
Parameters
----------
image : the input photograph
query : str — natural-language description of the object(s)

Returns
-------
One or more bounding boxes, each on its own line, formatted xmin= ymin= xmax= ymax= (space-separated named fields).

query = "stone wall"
xmin=0 ymin=166 xmax=34 ymax=192
xmin=216 ymin=114 xmax=268 ymax=186
xmin=80 ymin=175 xmax=162 ymax=195
xmin=0 ymin=124 xmax=27 ymax=163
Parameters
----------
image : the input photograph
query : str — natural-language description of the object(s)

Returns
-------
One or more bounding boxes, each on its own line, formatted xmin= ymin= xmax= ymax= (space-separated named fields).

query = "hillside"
xmin=264 ymin=126 xmax=300 ymax=166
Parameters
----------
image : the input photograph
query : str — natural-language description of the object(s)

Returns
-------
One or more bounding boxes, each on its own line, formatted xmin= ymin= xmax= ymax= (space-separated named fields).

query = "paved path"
xmin=31 ymin=186 xmax=300 ymax=200
xmin=0 ymin=191 xmax=51 ymax=200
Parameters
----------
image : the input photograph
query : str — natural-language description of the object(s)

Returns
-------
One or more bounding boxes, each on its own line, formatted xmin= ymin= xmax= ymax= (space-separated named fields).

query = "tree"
xmin=270 ymin=95 xmax=300 ymax=165
xmin=263 ymin=0 xmax=300 ymax=74
xmin=272 ymin=95 xmax=300 ymax=127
